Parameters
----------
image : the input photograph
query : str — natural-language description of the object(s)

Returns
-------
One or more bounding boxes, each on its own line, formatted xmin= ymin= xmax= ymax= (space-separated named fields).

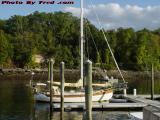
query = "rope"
xmin=84 ymin=20 xmax=89 ymax=59
xmin=89 ymin=0 xmax=126 ymax=83
xmin=85 ymin=21 xmax=106 ymax=72
xmin=86 ymin=22 xmax=99 ymax=57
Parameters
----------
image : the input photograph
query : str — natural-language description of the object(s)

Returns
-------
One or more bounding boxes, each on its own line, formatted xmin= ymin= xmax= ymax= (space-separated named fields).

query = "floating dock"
xmin=48 ymin=95 xmax=159 ymax=111
xmin=52 ymin=102 xmax=146 ymax=111
xmin=35 ymin=94 xmax=160 ymax=119
xmin=45 ymin=94 xmax=160 ymax=112
xmin=125 ymin=95 xmax=160 ymax=108
xmin=125 ymin=95 xmax=160 ymax=120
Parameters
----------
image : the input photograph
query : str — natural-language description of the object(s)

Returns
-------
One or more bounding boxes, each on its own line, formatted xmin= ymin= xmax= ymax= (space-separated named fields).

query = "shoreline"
xmin=0 ymin=68 xmax=160 ymax=81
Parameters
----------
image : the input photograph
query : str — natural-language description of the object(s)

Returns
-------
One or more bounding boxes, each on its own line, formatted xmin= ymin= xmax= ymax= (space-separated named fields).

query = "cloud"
xmin=64 ymin=7 xmax=80 ymax=16
xmin=63 ymin=7 xmax=89 ymax=16
xmin=63 ymin=3 xmax=160 ymax=30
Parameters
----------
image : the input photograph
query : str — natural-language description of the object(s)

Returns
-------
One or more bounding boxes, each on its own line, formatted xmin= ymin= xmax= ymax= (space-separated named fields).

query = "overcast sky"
xmin=0 ymin=0 xmax=160 ymax=30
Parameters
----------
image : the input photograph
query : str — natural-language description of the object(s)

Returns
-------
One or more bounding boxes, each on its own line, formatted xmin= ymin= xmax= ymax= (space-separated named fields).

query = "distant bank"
xmin=0 ymin=68 xmax=160 ymax=82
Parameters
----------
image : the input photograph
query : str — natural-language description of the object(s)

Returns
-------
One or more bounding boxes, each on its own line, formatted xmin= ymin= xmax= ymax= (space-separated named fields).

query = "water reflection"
xmin=34 ymin=103 xmax=83 ymax=120
xmin=60 ymin=107 xmax=64 ymax=120
xmin=0 ymin=79 xmax=154 ymax=120
xmin=34 ymin=103 xmax=132 ymax=120
xmin=127 ymin=78 xmax=160 ymax=94
xmin=0 ymin=80 xmax=34 ymax=120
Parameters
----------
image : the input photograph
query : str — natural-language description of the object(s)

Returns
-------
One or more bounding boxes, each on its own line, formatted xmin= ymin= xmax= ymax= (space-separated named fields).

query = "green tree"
xmin=0 ymin=30 xmax=9 ymax=65
xmin=115 ymin=28 xmax=136 ymax=69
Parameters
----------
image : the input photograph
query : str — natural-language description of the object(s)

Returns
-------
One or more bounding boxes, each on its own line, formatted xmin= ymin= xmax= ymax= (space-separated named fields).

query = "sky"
xmin=0 ymin=0 xmax=160 ymax=30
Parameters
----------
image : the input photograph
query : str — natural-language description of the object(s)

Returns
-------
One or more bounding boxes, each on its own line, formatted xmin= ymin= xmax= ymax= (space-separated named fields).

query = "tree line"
xmin=0 ymin=11 xmax=160 ymax=70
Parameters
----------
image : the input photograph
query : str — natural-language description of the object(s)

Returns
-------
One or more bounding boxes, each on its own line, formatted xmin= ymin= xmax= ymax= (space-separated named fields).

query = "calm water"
xmin=0 ymin=79 xmax=137 ymax=120
xmin=127 ymin=78 xmax=160 ymax=94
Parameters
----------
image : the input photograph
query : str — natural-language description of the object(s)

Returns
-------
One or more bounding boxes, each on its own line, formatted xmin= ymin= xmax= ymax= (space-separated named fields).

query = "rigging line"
xmin=86 ymin=22 xmax=99 ymax=58
xmin=86 ymin=21 xmax=106 ymax=73
xmin=82 ymin=1 xmax=86 ymax=60
xmin=84 ymin=20 xmax=89 ymax=59
xmin=144 ymin=63 xmax=150 ymax=91
xmin=41 ymin=70 xmax=45 ymax=82
xmin=84 ymin=0 xmax=89 ymax=59
xmin=84 ymin=2 xmax=104 ymax=69
xmin=89 ymin=0 xmax=125 ymax=83
xmin=86 ymin=29 xmax=90 ymax=59
xmin=84 ymin=2 xmax=101 ymax=59
xmin=86 ymin=22 xmax=103 ymax=67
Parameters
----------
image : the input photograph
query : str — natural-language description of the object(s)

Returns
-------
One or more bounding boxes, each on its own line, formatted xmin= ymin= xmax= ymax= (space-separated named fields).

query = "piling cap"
xmin=50 ymin=58 xmax=55 ymax=64
xmin=85 ymin=59 xmax=92 ymax=64
xmin=61 ymin=61 xmax=65 ymax=64
xmin=31 ymin=72 xmax=35 ymax=75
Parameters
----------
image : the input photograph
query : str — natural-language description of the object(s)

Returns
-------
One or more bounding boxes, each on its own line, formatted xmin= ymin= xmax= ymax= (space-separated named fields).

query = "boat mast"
xmin=80 ymin=0 xmax=84 ymax=87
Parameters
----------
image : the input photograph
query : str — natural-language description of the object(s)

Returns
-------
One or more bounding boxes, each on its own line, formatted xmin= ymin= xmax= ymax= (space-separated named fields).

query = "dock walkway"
xmin=51 ymin=95 xmax=160 ymax=111
xmin=38 ymin=95 xmax=160 ymax=111
xmin=52 ymin=100 xmax=147 ymax=111
xmin=126 ymin=95 xmax=160 ymax=109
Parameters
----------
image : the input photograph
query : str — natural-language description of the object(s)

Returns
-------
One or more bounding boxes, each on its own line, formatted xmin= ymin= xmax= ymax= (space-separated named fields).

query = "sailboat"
xmin=34 ymin=84 xmax=113 ymax=102
xmin=34 ymin=0 xmax=115 ymax=103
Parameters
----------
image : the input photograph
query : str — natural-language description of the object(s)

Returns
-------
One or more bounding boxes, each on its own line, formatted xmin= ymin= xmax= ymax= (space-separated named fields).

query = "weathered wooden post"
xmin=30 ymin=71 xmax=35 ymax=87
xmin=49 ymin=59 xmax=54 ymax=110
xmin=133 ymin=89 xmax=137 ymax=96
xmin=49 ymin=110 xmax=53 ymax=120
xmin=123 ymin=89 xmax=127 ymax=97
xmin=60 ymin=62 xmax=65 ymax=120
xmin=85 ymin=60 xmax=92 ymax=120
xmin=151 ymin=64 xmax=154 ymax=100
xmin=48 ymin=60 xmax=51 ymax=82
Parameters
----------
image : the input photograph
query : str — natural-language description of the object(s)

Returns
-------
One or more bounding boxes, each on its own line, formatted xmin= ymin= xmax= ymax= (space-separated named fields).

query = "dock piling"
xmin=123 ymin=89 xmax=127 ymax=97
xmin=60 ymin=62 xmax=65 ymax=120
xmin=151 ymin=64 xmax=154 ymax=100
xmin=85 ymin=60 xmax=93 ymax=120
xmin=49 ymin=59 xmax=54 ymax=110
xmin=30 ymin=71 xmax=35 ymax=87
xmin=48 ymin=60 xmax=51 ymax=83
xmin=133 ymin=89 xmax=137 ymax=96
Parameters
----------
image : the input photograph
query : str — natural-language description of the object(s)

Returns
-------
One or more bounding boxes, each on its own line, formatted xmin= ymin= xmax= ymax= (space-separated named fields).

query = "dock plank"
xmin=126 ymin=95 xmax=160 ymax=109
xmin=52 ymin=102 xmax=146 ymax=111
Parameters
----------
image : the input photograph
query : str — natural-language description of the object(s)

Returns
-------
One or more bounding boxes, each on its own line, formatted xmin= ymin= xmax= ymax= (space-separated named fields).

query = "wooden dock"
xmin=125 ymin=95 xmax=160 ymax=108
xmin=50 ymin=94 xmax=160 ymax=111
xmin=51 ymin=102 xmax=146 ymax=111
xmin=125 ymin=95 xmax=160 ymax=120
xmin=36 ymin=94 xmax=159 ymax=112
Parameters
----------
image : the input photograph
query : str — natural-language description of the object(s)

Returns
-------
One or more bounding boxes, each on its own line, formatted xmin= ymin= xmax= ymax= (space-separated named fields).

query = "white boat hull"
xmin=34 ymin=89 xmax=113 ymax=103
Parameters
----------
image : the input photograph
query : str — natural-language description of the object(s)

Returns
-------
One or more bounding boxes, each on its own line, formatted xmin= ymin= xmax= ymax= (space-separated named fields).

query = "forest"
xmin=0 ymin=11 xmax=160 ymax=70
